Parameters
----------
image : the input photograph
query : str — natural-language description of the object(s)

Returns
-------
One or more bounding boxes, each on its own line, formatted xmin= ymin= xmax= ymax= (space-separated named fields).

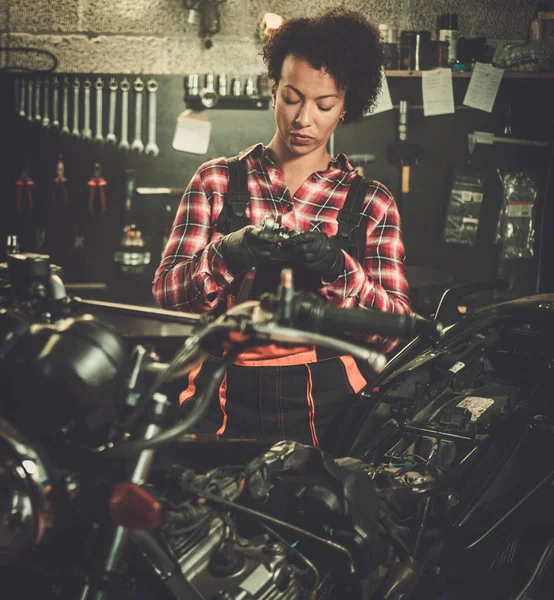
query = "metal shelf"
xmin=385 ymin=69 xmax=554 ymax=79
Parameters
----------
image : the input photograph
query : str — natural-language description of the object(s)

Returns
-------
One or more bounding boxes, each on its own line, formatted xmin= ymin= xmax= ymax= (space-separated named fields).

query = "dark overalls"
xmin=180 ymin=156 xmax=373 ymax=453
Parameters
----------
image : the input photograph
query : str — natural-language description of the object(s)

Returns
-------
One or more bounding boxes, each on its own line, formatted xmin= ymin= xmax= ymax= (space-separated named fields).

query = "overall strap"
xmin=214 ymin=155 xmax=250 ymax=234
xmin=333 ymin=174 xmax=370 ymax=261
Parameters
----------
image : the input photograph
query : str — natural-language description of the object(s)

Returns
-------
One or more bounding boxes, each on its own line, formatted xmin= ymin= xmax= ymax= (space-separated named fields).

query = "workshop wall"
xmin=1 ymin=0 xmax=552 ymax=312
xmin=0 ymin=0 xmax=541 ymax=73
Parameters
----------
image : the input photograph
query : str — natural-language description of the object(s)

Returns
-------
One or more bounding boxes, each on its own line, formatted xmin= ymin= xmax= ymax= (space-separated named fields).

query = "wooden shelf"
xmin=385 ymin=69 xmax=554 ymax=79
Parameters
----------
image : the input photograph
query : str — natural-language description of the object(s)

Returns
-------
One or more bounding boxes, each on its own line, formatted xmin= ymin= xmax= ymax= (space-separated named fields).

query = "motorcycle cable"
xmin=464 ymin=462 xmax=554 ymax=550
xmin=104 ymin=344 xmax=245 ymax=458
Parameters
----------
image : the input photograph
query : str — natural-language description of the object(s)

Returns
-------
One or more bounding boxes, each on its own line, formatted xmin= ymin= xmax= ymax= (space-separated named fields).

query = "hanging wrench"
xmin=95 ymin=77 xmax=104 ymax=143
xmin=51 ymin=77 xmax=60 ymax=128
xmin=119 ymin=77 xmax=130 ymax=151
xmin=72 ymin=77 xmax=81 ymax=138
xmin=106 ymin=77 xmax=118 ymax=145
xmin=14 ymin=77 xmax=19 ymax=115
xmin=34 ymin=78 xmax=42 ymax=123
xmin=144 ymin=79 xmax=159 ymax=157
xmin=131 ymin=77 xmax=145 ymax=153
xmin=42 ymin=79 xmax=50 ymax=128
xmin=27 ymin=79 xmax=34 ymax=121
xmin=61 ymin=77 xmax=70 ymax=134
xmin=19 ymin=77 xmax=25 ymax=118
xmin=81 ymin=78 xmax=92 ymax=140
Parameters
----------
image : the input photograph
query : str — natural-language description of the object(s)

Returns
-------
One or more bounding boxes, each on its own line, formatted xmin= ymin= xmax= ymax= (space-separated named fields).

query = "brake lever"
xmin=250 ymin=322 xmax=387 ymax=373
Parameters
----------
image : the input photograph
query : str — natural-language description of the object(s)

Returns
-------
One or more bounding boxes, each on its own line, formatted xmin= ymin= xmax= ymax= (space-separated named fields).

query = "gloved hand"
xmin=282 ymin=231 xmax=345 ymax=281
xmin=221 ymin=225 xmax=282 ymax=274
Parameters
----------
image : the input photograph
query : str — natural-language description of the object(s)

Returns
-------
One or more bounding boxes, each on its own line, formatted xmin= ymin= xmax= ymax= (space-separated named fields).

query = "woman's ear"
xmin=271 ymin=83 xmax=277 ymax=108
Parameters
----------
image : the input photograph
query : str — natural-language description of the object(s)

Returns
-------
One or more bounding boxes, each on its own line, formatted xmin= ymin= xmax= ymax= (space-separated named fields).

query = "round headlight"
xmin=0 ymin=418 xmax=54 ymax=565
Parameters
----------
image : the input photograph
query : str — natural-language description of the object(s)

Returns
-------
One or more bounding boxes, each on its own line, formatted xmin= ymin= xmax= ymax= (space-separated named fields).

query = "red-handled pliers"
xmin=87 ymin=162 xmax=107 ymax=216
xmin=16 ymin=169 xmax=35 ymax=216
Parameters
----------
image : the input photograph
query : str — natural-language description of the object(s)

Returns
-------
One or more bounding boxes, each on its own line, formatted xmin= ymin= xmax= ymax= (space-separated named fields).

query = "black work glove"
xmin=282 ymin=231 xmax=345 ymax=282
xmin=221 ymin=225 xmax=282 ymax=274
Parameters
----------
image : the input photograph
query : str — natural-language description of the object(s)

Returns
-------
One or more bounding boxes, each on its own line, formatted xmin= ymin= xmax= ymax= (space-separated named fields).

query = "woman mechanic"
xmin=153 ymin=9 xmax=411 ymax=451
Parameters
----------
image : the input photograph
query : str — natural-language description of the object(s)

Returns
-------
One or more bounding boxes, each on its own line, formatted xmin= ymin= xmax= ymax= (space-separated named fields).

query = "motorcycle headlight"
xmin=0 ymin=418 xmax=54 ymax=566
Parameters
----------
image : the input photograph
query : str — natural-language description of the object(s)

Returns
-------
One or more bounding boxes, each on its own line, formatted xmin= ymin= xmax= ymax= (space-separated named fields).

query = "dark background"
xmin=1 ymin=71 xmax=553 ymax=314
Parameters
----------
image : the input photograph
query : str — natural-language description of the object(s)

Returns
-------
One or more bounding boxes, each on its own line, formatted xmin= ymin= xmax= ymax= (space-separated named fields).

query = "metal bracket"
xmin=468 ymin=131 xmax=550 ymax=154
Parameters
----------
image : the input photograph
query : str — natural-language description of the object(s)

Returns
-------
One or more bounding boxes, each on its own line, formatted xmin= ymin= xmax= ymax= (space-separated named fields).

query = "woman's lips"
xmin=290 ymin=133 xmax=313 ymax=144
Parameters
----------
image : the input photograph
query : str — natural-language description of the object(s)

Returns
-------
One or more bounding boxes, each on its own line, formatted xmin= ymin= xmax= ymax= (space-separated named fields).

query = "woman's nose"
xmin=294 ymin=103 xmax=312 ymax=127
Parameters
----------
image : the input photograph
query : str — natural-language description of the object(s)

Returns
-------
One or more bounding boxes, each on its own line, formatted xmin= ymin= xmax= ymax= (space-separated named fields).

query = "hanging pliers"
xmin=87 ymin=162 xmax=107 ymax=216
xmin=16 ymin=167 xmax=35 ymax=216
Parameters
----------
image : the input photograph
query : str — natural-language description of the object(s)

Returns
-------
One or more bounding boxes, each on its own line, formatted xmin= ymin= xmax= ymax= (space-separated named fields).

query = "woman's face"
xmin=272 ymin=54 xmax=346 ymax=158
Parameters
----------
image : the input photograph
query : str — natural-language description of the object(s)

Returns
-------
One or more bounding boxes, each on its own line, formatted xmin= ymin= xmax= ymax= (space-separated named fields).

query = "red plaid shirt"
xmin=153 ymin=143 xmax=411 ymax=352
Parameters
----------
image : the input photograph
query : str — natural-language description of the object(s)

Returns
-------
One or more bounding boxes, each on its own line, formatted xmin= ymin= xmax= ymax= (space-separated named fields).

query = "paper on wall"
xmin=172 ymin=109 xmax=212 ymax=154
xmin=421 ymin=69 xmax=455 ymax=117
xmin=365 ymin=70 xmax=393 ymax=115
xmin=463 ymin=62 xmax=504 ymax=113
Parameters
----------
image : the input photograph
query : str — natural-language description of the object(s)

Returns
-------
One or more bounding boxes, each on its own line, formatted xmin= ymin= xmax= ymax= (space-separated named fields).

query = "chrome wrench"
xmin=27 ymin=79 xmax=33 ymax=121
xmin=72 ymin=77 xmax=81 ymax=138
xmin=106 ymin=77 xmax=118 ymax=145
xmin=14 ymin=77 xmax=19 ymax=115
xmin=61 ymin=77 xmax=70 ymax=134
xmin=19 ymin=78 xmax=25 ymax=117
xmin=52 ymin=77 xmax=60 ymax=128
xmin=145 ymin=79 xmax=159 ymax=157
xmin=42 ymin=79 xmax=50 ymax=128
xmin=119 ymin=77 xmax=130 ymax=151
xmin=95 ymin=77 xmax=104 ymax=143
xmin=82 ymin=78 xmax=92 ymax=140
xmin=131 ymin=77 xmax=145 ymax=153
xmin=34 ymin=78 xmax=41 ymax=123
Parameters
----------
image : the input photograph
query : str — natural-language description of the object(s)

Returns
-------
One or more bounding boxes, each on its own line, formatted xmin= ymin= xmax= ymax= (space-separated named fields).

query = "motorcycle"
xmin=1 ymin=252 xmax=553 ymax=600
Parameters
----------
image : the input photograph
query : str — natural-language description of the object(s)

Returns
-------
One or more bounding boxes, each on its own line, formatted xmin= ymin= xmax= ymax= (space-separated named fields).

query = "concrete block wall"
xmin=0 ymin=0 xmax=544 ymax=74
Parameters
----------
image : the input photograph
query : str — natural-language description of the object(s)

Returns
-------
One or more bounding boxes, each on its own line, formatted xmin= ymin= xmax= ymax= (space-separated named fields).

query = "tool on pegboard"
xmin=88 ymin=162 xmax=107 ymax=217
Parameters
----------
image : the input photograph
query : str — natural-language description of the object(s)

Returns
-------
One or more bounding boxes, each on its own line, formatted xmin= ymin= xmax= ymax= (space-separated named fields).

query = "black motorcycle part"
xmin=0 ymin=314 xmax=128 ymax=448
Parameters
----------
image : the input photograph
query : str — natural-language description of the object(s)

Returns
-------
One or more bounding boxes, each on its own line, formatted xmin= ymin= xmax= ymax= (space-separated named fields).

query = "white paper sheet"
xmin=365 ymin=70 xmax=393 ymax=115
xmin=421 ymin=69 xmax=455 ymax=117
xmin=172 ymin=109 xmax=212 ymax=154
xmin=463 ymin=62 xmax=504 ymax=113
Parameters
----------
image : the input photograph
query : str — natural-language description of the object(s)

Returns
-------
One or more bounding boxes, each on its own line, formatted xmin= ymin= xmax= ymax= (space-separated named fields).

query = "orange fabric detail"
xmin=216 ymin=372 xmax=228 ymax=436
xmin=339 ymin=355 xmax=368 ymax=394
xmin=305 ymin=365 xmax=320 ymax=448
xmin=233 ymin=345 xmax=317 ymax=367
xmin=179 ymin=361 xmax=204 ymax=405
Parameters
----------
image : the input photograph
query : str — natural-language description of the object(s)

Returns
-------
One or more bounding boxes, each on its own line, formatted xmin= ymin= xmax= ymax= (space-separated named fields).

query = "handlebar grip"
xmin=309 ymin=304 xmax=442 ymax=340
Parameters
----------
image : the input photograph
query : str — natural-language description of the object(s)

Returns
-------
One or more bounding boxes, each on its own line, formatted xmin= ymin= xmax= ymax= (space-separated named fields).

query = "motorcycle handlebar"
xmin=290 ymin=295 xmax=443 ymax=341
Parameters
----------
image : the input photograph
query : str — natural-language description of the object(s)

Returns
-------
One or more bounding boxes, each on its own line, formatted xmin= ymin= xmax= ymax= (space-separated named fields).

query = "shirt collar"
xmin=240 ymin=143 xmax=355 ymax=174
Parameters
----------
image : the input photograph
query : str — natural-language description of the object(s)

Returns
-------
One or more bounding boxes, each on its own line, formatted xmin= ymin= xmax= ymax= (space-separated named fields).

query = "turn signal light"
xmin=109 ymin=482 xmax=162 ymax=530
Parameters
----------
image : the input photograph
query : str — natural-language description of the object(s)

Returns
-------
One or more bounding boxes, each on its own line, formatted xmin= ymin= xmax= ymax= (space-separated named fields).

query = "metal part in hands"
xmin=19 ymin=78 xmax=25 ymax=117
xmin=61 ymin=77 xmax=70 ymax=134
xmin=81 ymin=78 xmax=92 ymax=140
xmin=94 ymin=77 xmax=104 ymax=143
xmin=34 ymin=78 xmax=41 ymax=122
xmin=42 ymin=79 xmax=50 ymax=128
xmin=106 ymin=77 xmax=118 ymax=145
xmin=71 ymin=77 xmax=81 ymax=138
xmin=144 ymin=79 xmax=159 ymax=157
xmin=51 ymin=77 xmax=60 ymax=128
xmin=118 ymin=77 xmax=130 ymax=151
xmin=27 ymin=79 xmax=33 ymax=121
xmin=131 ymin=77 xmax=145 ymax=153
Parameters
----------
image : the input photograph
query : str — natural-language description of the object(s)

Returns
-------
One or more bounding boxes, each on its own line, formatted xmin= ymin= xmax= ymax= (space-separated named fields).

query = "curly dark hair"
xmin=262 ymin=9 xmax=384 ymax=124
